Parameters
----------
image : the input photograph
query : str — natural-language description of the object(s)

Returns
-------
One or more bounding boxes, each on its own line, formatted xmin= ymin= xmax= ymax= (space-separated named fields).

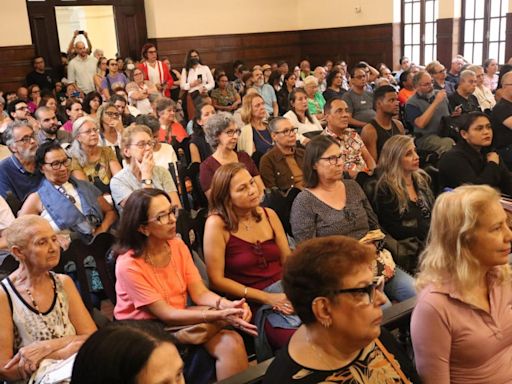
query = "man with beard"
xmin=405 ymin=71 xmax=454 ymax=155
xmin=35 ymin=106 xmax=71 ymax=145
xmin=0 ymin=121 xmax=43 ymax=203
xmin=252 ymin=68 xmax=278 ymax=117
xmin=361 ymin=85 xmax=405 ymax=162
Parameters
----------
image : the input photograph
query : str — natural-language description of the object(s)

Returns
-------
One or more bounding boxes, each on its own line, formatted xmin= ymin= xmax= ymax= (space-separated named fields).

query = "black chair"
xmin=261 ymin=187 xmax=301 ymax=237
xmin=4 ymin=192 xmax=22 ymax=216
xmin=176 ymin=208 xmax=208 ymax=257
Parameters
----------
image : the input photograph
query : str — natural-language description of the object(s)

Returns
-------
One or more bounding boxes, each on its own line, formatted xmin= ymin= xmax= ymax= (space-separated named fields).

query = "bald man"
xmin=67 ymin=40 xmax=97 ymax=94
xmin=492 ymin=72 xmax=512 ymax=169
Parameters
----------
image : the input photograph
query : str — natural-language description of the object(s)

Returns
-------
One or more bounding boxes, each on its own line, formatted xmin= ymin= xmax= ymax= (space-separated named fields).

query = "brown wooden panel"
xmin=0 ymin=45 xmax=35 ymax=92
xmin=437 ymin=18 xmax=461 ymax=67
xmin=114 ymin=2 xmax=148 ymax=60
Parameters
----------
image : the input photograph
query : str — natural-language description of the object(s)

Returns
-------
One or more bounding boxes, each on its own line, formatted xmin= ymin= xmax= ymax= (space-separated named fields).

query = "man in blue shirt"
xmin=252 ymin=68 xmax=278 ymax=117
xmin=0 ymin=121 xmax=43 ymax=204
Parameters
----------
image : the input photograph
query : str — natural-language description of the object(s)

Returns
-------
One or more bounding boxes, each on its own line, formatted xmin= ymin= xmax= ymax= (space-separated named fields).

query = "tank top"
xmin=370 ymin=118 xmax=401 ymax=158
xmin=224 ymin=208 xmax=282 ymax=291
xmin=1 ymin=272 xmax=76 ymax=353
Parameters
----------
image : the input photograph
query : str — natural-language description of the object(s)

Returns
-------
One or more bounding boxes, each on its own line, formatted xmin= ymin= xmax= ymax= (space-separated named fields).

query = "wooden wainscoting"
xmin=506 ymin=13 xmax=512 ymax=64
xmin=0 ymin=45 xmax=35 ymax=92
xmin=437 ymin=18 xmax=461 ymax=68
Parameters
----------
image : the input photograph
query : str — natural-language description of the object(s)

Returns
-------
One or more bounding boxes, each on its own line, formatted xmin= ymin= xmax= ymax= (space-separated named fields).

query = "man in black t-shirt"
xmin=25 ymin=56 xmax=55 ymax=93
xmin=492 ymin=72 xmax=512 ymax=169
xmin=447 ymin=70 xmax=481 ymax=133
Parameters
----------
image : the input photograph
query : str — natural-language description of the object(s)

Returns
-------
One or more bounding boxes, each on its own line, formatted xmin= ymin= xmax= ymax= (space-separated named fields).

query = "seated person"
xmin=263 ymin=236 xmax=419 ymax=383
xmin=19 ymin=141 xmax=117 ymax=241
xmin=125 ymin=67 xmax=158 ymax=115
xmin=71 ymin=321 xmax=184 ymax=384
xmin=412 ymin=185 xmax=512 ymax=383
xmin=322 ymin=97 xmax=376 ymax=178
xmin=204 ymin=163 xmax=297 ymax=354
xmin=303 ymin=76 xmax=326 ymax=122
xmin=397 ymin=70 xmax=415 ymax=106
xmin=110 ymin=124 xmax=180 ymax=213
xmin=156 ymin=97 xmax=188 ymax=144
xmin=469 ymin=65 xmax=496 ymax=112
xmin=68 ymin=116 xmax=122 ymax=198
xmin=0 ymin=121 xmax=43 ymax=202
xmin=361 ymin=85 xmax=405 ymax=162
xmin=61 ymin=98 xmax=84 ymax=134
xmin=0 ymin=215 xmax=96 ymax=383
xmin=200 ymin=112 xmax=264 ymax=197
xmin=277 ymin=73 xmax=296 ymax=115
xmin=447 ymin=69 xmax=481 ymax=131
xmin=0 ymin=195 xmax=14 ymax=250
xmin=322 ymin=69 xmax=346 ymax=103
xmin=211 ymin=73 xmax=241 ymax=112
xmin=290 ymin=135 xmax=415 ymax=303
xmin=439 ymin=111 xmax=512 ymax=195
xmin=283 ymin=88 xmax=323 ymax=140
xmin=97 ymin=103 xmax=123 ymax=154
xmin=374 ymin=135 xmax=434 ymax=274
xmin=190 ymin=102 xmax=215 ymax=163
xmin=342 ymin=66 xmax=377 ymax=129
xmin=259 ymin=117 xmax=305 ymax=191
xmin=238 ymin=93 xmax=272 ymax=158
xmin=113 ymin=189 xmax=256 ymax=381
xmin=491 ymin=72 xmax=512 ymax=169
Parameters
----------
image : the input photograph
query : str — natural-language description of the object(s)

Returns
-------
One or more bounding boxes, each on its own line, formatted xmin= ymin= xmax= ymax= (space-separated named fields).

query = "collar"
xmin=273 ymin=145 xmax=296 ymax=161
xmin=10 ymin=155 xmax=34 ymax=175
xmin=324 ymin=126 xmax=346 ymax=142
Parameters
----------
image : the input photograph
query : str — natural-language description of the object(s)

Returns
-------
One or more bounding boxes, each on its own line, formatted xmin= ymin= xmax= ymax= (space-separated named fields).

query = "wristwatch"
xmin=141 ymin=179 xmax=153 ymax=186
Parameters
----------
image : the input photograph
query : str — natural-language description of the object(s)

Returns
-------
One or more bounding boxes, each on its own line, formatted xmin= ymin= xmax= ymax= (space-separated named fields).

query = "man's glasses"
xmin=434 ymin=68 xmax=446 ymax=74
xmin=333 ymin=275 xmax=385 ymax=305
xmin=319 ymin=153 xmax=343 ymax=165
xmin=44 ymin=158 xmax=71 ymax=170
xmin=147 ymin=206 xmax=180 ymax=225
xmin=275 ymin=127 xmax=299 ymax=136
xmin=105 ymin=111 xmax=121 ymax=118
xmin=223 ymin=128 xmax=241 ymax=137
xmin=79 ymin=127 xmax=99 ymax=135
xmin=130 ymin=140 xmax=156 ymax=149
xmin=15 ymin=134 xmax=36 ymax=144
xmin=16 ymin=106 xmax=28 ymax=111
xmin=251 ymin=241 xmax=268 ymax=269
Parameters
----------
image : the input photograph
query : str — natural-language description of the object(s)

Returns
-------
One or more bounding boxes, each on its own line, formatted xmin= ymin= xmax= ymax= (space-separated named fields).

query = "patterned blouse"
xmin=322 ymin=128 xmax=369 ymax=173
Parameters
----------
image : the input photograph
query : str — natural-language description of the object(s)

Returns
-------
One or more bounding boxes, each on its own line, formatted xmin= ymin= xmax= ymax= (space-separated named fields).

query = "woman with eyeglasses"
xmin=68 ymin=116 xmax=122 ymax=200
xmin=18 ymin=141 xmax=117 ymax=241
xmin=259 ymin=117 xmax=305 ymax=191
xmin=100 ymin=58 xmax=128 ymax=101
xmin=125 ymin=67 xmax=158 ymax=115
xmin=110 ymin=124 xmax=180 ymax=214
xmin=263 ymin=236 xmax=419 ymax=383
xmin=200 ymin=112 xmax=264 ymax=198
xmin=204 ymin=162 xmax=297 ymax=356
xmin=138 ymin=43 xmax=174 ymax=98
xmin=97 ymin=102 xmax=123 ymax=153
xmin=290 ymin=135 xmax=416 ymax=303
xmin=412 ymin=185 xmax=512 ymax=383
xmin=113 ymin=188 xmax=256 ymax=381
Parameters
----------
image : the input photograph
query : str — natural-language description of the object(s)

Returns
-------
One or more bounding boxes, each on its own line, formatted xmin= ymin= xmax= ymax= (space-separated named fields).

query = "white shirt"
xmin=67 ymin=55 xmax=97 ymax=94
xmin=153 ymin=143 xmax=178 ymax=170
xmin=180 ymin=65 xmax=214 ymax=93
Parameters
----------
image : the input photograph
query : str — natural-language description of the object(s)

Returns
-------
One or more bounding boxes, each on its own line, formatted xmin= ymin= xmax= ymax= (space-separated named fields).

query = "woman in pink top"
xmin=113 ymin=188 xmax=257 ymax=381
xmin=411 ymin=185 xmax=512 ymax=384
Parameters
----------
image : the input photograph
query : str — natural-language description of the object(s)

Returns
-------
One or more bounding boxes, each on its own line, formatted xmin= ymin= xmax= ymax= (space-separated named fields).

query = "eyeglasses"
xmin=104 ymin=111 xmax=121 ymax=118
xmin=223 ymin=128 xmax=241 ymax=137
xmin=147 ymin=206 xmax=179 ymax=224
xmin=109 ymin=63 xmax=118 ymax=66
xmin=434 ymin=68 xmax=446 ymax=74
xmin=353 ymin=75 xmax=366 ymax=80
xmin=147 ymin=50 xmax=157 ymax=54
xmin=15 ymin=106 xmax=28 ymax=111
xmin=44 ymin=158 xmax=72 ymax=170
xmin=15 ymin=134 xmax=36 ymax=144
xmin=251 ymin=241 xmax=268 ymax=269
xmin=129 ymin=140 xmax=156 ymax=149
xmin=333 ymin=275 xmax=385 ymax=305
xmin=79 ymin=127 xmax=99 ymax=135
xmin=275 ymin=127 xmax=299 ymax=136
xmin=319 ymin=153 xmax=343 ymax=165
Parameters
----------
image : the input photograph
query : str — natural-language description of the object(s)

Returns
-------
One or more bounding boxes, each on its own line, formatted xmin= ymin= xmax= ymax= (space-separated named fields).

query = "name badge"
xmin=361 ymin=100 xmax=367 ymax=104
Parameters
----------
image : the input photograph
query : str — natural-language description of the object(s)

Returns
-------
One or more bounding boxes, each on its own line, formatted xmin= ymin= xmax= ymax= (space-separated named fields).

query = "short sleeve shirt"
xmin=70 ymin=147 xmax=117 ymax=185
xmin=322 ymin=127 xmax=369 ymax=173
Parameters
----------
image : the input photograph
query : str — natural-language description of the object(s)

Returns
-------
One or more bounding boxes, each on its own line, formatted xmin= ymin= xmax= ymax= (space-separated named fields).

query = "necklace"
xmin=25 ymin=273 xmax=67 ymax=338
xmin=146 ymin=244 xmax=187 ymax=304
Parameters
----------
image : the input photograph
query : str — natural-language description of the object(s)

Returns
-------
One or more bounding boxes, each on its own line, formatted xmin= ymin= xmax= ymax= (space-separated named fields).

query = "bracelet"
xmin=243 ymin=286 xmax=248 ymax=299
xmin=202 ymin=308 xmax=209 ymax=323
xmin=216 ymin=296 xmax=225 ymax=310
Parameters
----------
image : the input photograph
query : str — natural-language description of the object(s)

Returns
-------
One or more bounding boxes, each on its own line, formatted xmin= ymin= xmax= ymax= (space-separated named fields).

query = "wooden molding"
xmin=0 ymin=45 xmax=35 ymax=92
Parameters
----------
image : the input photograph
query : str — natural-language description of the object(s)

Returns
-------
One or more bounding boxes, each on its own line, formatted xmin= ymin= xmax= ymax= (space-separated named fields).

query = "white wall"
xmin=145 ymin=0 xmax=299 ymax=38
xmin=0 ymin=2 xmax=32 ymax=46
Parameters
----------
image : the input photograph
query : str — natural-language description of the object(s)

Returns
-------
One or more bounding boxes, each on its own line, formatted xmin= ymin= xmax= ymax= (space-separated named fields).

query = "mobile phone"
xmin=71 ymin=91 xmax=80 ymax=98
xmin=78 ymin=30 xmax=84 ymax=35
xmin=197 ymin=74 xmax=203 ymax=83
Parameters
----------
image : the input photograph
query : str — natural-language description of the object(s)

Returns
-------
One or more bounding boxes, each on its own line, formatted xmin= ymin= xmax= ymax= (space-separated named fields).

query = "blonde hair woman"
xmin=411 ymin=185 xmax=512 ymax=384
xmin=374 ymin=135 xmax=433 ymax=273
xmin=238 ymin=93 xmax=271 ymax=158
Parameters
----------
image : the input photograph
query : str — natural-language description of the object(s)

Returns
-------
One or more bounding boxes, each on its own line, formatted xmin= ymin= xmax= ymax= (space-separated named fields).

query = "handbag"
xmin=164 ymin=307 xmax=225 ymax=345
xmin=359 ymin=229 xmax=396 ymax=281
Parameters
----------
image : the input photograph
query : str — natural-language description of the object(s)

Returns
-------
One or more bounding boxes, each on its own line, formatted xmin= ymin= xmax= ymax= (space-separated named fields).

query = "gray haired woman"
xmin=199 ymin=111 xmax=264 ymax=197
xmin=68 ymin=116 xmax=122 ymax=196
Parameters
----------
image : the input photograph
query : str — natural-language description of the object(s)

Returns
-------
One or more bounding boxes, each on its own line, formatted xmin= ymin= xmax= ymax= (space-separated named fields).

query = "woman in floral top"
xmin=211 ymin=73 xmax=241 ymax=112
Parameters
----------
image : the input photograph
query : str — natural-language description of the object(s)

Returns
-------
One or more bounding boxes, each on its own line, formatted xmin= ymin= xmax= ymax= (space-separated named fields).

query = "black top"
xmin=322 ymin=87 xmax=346 ymax=103
xmin=438 ymin=139 xmax=512 ymax=195
xmin=25 ymin=70 xmax=56 ymax=92
xmin=491 ymin=98 xmax=512 ymax=149
xmin=263 ymin=328 xmax=420 ymax=384
xmin=369 ymin=118 xmax=402 ymax=159
xmin=277 ymin=87 xmax=290 ymax=116
xmin=190 ymin=133 xmax=212 ymax=162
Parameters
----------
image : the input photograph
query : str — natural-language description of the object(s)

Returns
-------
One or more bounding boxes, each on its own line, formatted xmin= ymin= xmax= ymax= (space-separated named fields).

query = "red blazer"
xmin=138 ymin=61 xmax=174 ymax=97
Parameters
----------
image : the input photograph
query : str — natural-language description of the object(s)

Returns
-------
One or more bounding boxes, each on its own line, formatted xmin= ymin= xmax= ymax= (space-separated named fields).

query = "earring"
xmin=320 ymin=318 xmax=332 ymax=328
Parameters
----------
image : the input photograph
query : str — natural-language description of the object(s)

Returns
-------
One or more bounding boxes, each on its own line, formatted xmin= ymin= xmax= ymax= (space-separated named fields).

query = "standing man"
xmin=68 ymin=38 xmax=97 ymax=94
xmin=25 ymin=56 xmax=55 ymax=93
